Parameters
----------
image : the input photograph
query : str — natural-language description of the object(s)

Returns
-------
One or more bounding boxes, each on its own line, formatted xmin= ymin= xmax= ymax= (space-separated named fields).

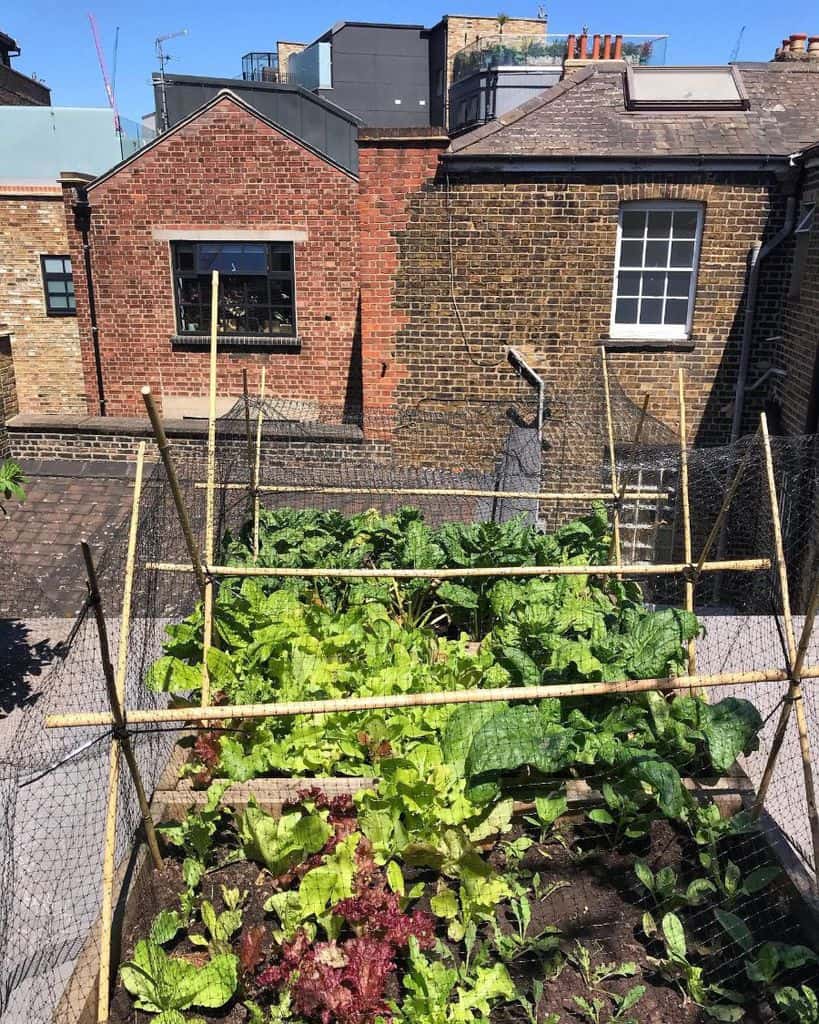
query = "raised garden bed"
xmin=100 ymin=505 xmax=819 ymax=1023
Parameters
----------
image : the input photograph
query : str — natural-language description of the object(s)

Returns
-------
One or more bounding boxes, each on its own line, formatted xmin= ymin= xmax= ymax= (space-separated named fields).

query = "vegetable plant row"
xmin=116 ymin=506 xmax=818 ymax=1024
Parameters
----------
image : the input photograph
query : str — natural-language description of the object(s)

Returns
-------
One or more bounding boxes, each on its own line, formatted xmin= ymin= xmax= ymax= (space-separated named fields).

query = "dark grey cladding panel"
xmin=154 ymin=76 xmax=359 ymax=175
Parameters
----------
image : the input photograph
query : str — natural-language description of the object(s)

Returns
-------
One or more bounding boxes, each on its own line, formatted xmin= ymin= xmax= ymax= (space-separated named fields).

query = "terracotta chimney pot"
xmin=603 ymin=33 xmax=612 ymax=59
xmin=566 ymin=33 xmax=576 ymax=59
xmin=613 ymin=34 xmax=623 ymax=60
xmin=592 ymin=34 xmax=601 ymax=59
xmin=808 ymin=35 xmax=819 ymax=58
xmin=578 ymin=32 xmax=588 ymax=58
xmin=790 ymin=32 xmax=807 ymax=52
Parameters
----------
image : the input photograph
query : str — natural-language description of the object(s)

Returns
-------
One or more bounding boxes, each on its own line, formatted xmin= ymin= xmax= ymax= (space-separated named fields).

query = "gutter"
xmin=730 ymin=191 xmax=797 ymax=442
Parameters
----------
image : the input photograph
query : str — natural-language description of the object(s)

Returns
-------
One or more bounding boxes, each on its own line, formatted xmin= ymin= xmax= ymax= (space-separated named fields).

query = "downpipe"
xmin=72 ymin=187 xmax=107 ymax=417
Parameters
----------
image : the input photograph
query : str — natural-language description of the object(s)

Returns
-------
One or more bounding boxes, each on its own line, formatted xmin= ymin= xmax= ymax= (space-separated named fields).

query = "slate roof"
xmin=448 ymin=62 xmax=819 ymax=160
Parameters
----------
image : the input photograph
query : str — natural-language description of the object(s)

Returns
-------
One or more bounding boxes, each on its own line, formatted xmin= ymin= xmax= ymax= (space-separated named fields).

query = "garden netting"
xmin=2 ymin=377 xmax=819 ymax=1024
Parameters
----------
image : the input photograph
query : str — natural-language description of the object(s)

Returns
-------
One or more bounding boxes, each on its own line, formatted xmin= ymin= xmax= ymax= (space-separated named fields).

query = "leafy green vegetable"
xmin=236 ymin=798 xmax=331 ymax=876
xmin=119 ymin=940 xmax=238 ymax=1015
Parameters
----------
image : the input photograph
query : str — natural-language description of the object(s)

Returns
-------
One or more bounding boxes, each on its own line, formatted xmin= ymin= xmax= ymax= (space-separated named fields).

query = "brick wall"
xmin=0 ymin=334 xmax=17 ymax=457
xmin=780 ymin=161 xmax=819 ymax=434
xmin=63 ymin=94 xmax=360 ymax=418
xmin=385 ymin=170 xmax=788 ymax=465
xmin=276 ymin=42 xmax=306 ymax=76
xmin=0 ymin=188 xmax=87 ymax=415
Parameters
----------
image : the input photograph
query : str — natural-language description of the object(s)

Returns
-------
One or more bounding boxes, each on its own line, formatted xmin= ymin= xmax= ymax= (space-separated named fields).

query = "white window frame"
xmin=609 ymin=200 xmax=704 ymax=340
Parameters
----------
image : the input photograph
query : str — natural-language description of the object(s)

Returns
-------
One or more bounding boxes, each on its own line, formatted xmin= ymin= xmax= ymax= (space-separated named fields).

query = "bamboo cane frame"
xmin=752 ymin=414 xmax=819 ymax=880
xmin=201 ymin=269 xmax=219 ymax=707
xmin=44 ymin=664 xmax=819 ymax=731
xmin=144 ymin=557 xmax=770 ymax=580
xmin=81 ymin=540 xmax=163 ymax=870
xmin=677 ymin=369 xmax=696 ymax=676
xmin=141 ymin=386 xmax=206 ymax=598
xmin=96 ymin=443 xmax=146 ymax=1024
xmin=252 ymin=366 xmax=267 ymax=563
xmin=601 ymin=350 xmax=622 ymax=564
xmin=193 ymin=483 xmax=672 ymax=502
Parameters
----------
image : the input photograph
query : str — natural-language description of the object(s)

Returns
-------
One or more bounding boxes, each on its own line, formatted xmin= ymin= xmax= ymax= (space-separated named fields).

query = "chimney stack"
xmin=563 ymin=29 xmax=628 ymax=74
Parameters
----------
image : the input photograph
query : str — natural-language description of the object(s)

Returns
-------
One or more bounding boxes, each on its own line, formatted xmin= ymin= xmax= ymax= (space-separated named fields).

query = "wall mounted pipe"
xmin=72 ymin=186 xmax=107 ymax=416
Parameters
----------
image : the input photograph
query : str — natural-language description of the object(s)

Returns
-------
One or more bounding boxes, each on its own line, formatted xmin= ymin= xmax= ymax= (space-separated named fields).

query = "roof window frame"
xmin=624 ymin=64 xmax=750 ymax=112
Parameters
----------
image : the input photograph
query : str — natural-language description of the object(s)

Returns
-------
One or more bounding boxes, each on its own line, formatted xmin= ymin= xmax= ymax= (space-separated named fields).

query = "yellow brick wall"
xmin=0 ymin=190 xmax=87 ymax=414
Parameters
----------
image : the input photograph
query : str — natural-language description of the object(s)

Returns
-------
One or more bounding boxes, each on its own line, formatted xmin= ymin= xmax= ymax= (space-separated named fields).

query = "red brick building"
xmin=7 ymin=39 xmax=819 ymax=466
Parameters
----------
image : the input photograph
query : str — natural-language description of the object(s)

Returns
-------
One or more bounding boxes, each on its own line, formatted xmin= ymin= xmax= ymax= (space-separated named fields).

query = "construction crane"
xmin=88 ymin=12 xmax=121 ymax=133
xmin=730 ymin=25 xmax=746 ymax=63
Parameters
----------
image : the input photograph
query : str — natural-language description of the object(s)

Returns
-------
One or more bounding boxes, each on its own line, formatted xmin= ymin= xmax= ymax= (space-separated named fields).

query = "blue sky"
xmin=6 ymin=1 xmax=815 ymax=120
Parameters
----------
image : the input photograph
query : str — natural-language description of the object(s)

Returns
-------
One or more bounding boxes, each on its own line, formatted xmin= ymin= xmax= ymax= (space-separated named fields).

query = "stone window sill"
xmin=171 ymin=334 xmax=301 ymax=352
xmin=599 ymin=337 xmax=696 ymax=353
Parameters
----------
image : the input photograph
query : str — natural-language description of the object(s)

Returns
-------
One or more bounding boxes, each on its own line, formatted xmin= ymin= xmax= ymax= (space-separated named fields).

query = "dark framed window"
xmin=41 ymin=255 xmax=76 ymax=316
xmin=172 ymin=241 xmax=296 ymax=338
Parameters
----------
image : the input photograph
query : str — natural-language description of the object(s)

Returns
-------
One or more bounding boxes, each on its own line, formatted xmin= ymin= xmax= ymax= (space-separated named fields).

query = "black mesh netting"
xmin=2 ymin=378 xmax=819 ymax=1024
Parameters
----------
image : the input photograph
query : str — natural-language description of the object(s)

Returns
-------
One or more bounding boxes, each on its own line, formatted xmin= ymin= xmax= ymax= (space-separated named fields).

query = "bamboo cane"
xmin=145 ymin=556 xmax=771 ymax=580
xmin=141 ymin=386 xmax=206 ymax=598
xmin=693 ymin=426 xmax=760 ymax=579
xmin=614 ymin=394 xmax=650 ymax=563
xmin=752 ymin=415 xmax=819 ymax=881
xmin=192 ymin=483 xmax=673 ymax=502
xmin=81 ymin=541 xmax=163 ymax=871
xmin=242 ymin=368 xmax=254 ymax=489
xmin=253 ymin=367 xmax=267 ymax=563
xmin=45 ymin=664 xmax=819 ymax=731
xmin=601 ymin=350 xmax=621 ymax=564
xmin=677 ymin=369 xmax=696 ymax=676
xmin=202 ymin=269 xmax=219 ymax=707
xmin=97 ymin=736 xmax=120 ymax=1023
xmin=96 ymin=442 xmax=148 ymax=1023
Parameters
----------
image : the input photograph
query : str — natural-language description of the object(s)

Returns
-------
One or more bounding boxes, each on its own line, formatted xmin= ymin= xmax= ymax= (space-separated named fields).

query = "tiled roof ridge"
xmin=448 ymin=64 xmax=599 ymax=154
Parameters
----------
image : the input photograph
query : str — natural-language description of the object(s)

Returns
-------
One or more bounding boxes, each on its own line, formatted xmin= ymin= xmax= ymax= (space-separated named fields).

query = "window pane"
xmin=642 ymin=272 xmax=665 ymax=296
xmin=178 ymin=278 xmax=204 ymax=303
xmin=639 ymin=298 xmax=663 ymax=324
xmin=644 ymin=240 xmax=669 ymax=267
xmin=270 ymin=307 xmax=294 ymax=328
xmin=665 ymin=299 xmax=689 ymax=325
xmin=246 ymin=279 xmax=268 ymax=305
xmin=647 ymin=211 xmax=672 ymax=237
xmin=667 ymin=272 xmax=691 ymax=297
xmin=67 ymin=280 xmax=75 ymax=295
xmin=620 ymin=240 xmax=643 ymax=266
xmin=621 ymin=211 xmax=646 ymax=238
xmin=270 ymin=281 xmax=292 ymax=304
xmin=670 ymin=241 xmax=695 ymax=267
xmin=49 ymin=295 xmax=68 ymax=310
xmin=180 ymin=305 xmax=202 ymax=332
xmin=615 ymin=297 xmax=638 ymax=324
xmin=198 ymin=243 xmax=267 ymax=275
xmin=176 ymin=246 xmax=195 ymax=271
xmin=673 ymin=210 xmax=698 ymax=237
xmin=47 ymin=280 xmax=68 ymax=295
xmin=66 ymin=294 xmax=76 ymax=311
xmin=269 ymin=247 xmax=292 ymax=271
xmin=617 ymin=271 xmax=641 ymax=295
xmin=43 ymin=257 xmax=66 ymax=274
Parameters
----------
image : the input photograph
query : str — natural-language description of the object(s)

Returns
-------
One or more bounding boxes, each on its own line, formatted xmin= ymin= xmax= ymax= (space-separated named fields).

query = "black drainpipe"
xmin=72 ymin=187 xmax=106 ymax=416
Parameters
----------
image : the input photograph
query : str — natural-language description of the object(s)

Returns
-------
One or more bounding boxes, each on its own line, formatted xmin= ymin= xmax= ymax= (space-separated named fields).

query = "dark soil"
xmin=107 ymin=813 xmax=801 ymax=1024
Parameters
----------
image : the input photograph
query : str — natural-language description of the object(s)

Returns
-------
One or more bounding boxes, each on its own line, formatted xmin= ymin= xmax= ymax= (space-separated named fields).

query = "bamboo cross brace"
xmin=253 ymin=366 xmax=267 ymax=563
xmin=601 ymin=350 xmax=622 ymax=564
xmin=677 ymin=369 xmax=696 ymax=676
xmin=753 ymin=414 xmax=819 ymax=881
xmin=142 ymin=386 xmax=206 ymax=598
xmin=44 ymin=664 xmax=819 ymax=731
xmin=202 ymin=269 xmax=219 ymax=707
xmin=144 ymin=557 xmax=771 ymax=580
xmin=95 ymin=444 xmax=149 ymax=1024
xmin=193 ymin=483 xmax=673 ymax=502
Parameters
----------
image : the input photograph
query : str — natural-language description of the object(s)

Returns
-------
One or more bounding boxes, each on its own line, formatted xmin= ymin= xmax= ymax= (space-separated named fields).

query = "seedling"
xmin=566 ymin=941 xmax=638 ymax=991
xmin=745 ymin=942 xmax=818 ymax=985
xmin=573 ymin=985 xmax=645 ymax=1024
xmin=775 ymin=984 xmax=819 ymax=1023
xmin=647 ymin=913 xmax=745 ymax=1021
xmin=189 ymin=886 xmax=245 ymax=957
xmin=491 ymin=892 xmax=562 ymax=966
xmin=588 ymin=782 xmax=652 ymax=846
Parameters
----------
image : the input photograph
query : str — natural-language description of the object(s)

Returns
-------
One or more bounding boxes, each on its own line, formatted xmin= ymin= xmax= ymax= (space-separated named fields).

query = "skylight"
xmin=625 ymin=66 xmax=750 ymax=111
